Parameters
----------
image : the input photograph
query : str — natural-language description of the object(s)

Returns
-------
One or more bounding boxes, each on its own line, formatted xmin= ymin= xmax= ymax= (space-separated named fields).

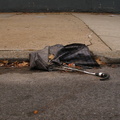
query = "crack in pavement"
xmin=72 ymin=14 xmax=112 ymax=51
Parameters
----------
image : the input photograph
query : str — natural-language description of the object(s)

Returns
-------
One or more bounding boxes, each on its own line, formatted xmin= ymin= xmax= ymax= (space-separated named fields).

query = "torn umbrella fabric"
xmin=29 ymin=43 xmax=99 ymax=70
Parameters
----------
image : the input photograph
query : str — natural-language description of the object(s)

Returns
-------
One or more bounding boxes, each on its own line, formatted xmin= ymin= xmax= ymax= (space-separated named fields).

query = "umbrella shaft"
xmin=63 ymin=66 xmax=95 ymax=75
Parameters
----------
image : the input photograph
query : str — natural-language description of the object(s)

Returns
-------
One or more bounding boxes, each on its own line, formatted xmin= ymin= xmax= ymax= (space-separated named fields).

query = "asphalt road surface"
xmin=0 ymin=65 xmax=120 ymax=120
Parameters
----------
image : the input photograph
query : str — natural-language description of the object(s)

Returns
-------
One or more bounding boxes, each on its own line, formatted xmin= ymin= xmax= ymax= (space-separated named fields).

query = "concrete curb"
xmin=0 ymin=50 xmax=120 ymax=64
xmin=0 ymin=51 xmax=30 ymax=62
xmin=93 ymin=51 xmax=120 ymax=64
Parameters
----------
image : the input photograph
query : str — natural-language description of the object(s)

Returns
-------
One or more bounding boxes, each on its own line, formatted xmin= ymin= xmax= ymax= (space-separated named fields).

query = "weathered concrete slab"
xmin=100 ymin=36 xmax=120 ymax=51
xmin=73 ymin=13 xmax=120 ymax=51
xmin=0 ymin=13 xmax=110 ymax=53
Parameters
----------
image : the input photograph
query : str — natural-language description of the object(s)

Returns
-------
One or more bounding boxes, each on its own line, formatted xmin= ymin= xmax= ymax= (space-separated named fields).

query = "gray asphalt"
xmin=0 ymin=66 xmax=120 ymax=120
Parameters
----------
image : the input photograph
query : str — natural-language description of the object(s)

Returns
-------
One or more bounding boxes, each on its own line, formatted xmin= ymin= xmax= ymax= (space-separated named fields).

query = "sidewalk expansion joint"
xmin=72 ymin=14 xmax=112 ymax=51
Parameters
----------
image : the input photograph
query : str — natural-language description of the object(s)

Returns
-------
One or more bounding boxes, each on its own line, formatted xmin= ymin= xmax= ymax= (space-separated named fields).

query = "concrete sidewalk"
xmin=0 ymin=13 xmax=119 ymax=63
xmin=72 ymin=13 xmax=120 ymax=63
xmin=73 ymin=13 xmax=120 ymax=51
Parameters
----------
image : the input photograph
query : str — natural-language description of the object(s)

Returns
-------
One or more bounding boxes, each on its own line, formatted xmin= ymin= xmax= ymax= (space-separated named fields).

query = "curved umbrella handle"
xmin=95 ymin=72 xmax=110 ymax=81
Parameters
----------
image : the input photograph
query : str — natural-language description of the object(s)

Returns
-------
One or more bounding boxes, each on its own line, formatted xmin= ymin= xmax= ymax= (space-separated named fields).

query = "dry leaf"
xmin=13 ymin=61 xmax=19 ymax=67
xmin=2 ymin=60 xmax=8 ymax=64
xmin=0 ymin=63 xmax=4 ymax=67
xmin=0 ymin=60 xmax=29 ymax=67
xmin=49 ymin=54 xmax=55 ymax=60
xmin=95 ymin=58 xmax=106 ymax=65
xmin=18 ymin=62 xmax=29 ymax=67
xmin=33 ymin=110 xmax=39 ymax=114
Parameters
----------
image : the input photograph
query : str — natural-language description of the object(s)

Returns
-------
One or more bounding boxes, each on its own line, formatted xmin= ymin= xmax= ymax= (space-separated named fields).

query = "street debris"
xmin=29 ymin=43 xmax=110 ymax=80
xmin=0 ymin=60 xmax=29 ymax=67
xmin=29 ymin=43 xmax=99 ymax=70
xmin=95 ymin=57 xmax=106 ymax=65
xmin=0 ymin=43 xmax=110 ymax=80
